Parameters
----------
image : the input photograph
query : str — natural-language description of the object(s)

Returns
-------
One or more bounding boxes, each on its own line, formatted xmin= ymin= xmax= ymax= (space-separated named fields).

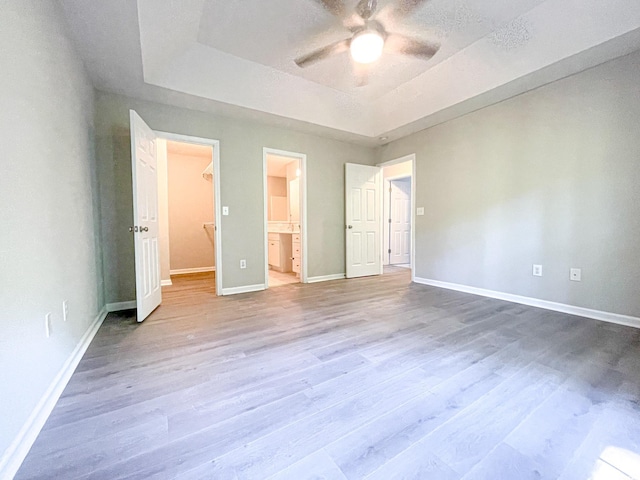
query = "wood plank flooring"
xmin=15 ymin=268 xmax=640 ymax=479
xmin=268 ymin=270 xmax=299 ymax=287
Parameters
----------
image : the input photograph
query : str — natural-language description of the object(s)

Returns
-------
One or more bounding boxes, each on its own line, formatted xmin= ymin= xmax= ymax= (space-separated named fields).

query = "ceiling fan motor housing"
xmin=350 ymin=28 xmax=385 ymax=64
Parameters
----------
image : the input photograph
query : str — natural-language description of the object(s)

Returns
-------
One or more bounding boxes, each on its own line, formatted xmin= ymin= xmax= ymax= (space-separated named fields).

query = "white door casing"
xmin=345 ymin=163 xmax=382 ymax=278
xmin=130 ymin=110 xmax=162 ymax=322
xmin=389 ymin=179 xmax=411 ymax=265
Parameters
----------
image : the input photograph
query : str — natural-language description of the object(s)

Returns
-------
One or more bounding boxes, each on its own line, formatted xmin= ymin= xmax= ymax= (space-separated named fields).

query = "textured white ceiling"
xmin=193 ymin=0 xmax=546 ymax=98
xmin=58 ymin=0 xmax=640 ymax=143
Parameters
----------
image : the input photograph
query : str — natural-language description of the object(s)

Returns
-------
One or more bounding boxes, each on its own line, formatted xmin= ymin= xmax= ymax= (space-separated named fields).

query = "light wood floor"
xmin=16 ymin=268 xmax=640 ymax=479
xmin=268 ymin=269 xmax=299 ymax=287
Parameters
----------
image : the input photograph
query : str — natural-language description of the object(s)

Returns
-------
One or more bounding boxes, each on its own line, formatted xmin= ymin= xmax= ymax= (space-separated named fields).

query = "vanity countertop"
xmin=268 ymin=222 xmax=300 ymax=234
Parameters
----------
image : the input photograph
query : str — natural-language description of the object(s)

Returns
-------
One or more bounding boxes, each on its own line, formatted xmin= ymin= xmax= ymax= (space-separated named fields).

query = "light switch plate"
xmin=533 ymin=265 xmax=542 ymax=277
xmin=416 ymin=207 xmax=425 ymax=216
xmin=222 ymin=206 xmax=229 ymax=216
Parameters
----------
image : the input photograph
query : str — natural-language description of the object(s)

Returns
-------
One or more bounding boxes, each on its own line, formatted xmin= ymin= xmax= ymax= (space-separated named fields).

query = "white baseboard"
xmin=0 ymin=307 xmax=108 ymax=480
xmin=221 ymin=284 xmax=265 ymax=295
xmin=170 ymin=266 xmax=215 ymax=275
xmin=161 ymin=279 xmax=173 ymax=287
xmin=307 ymin=274 xmax=346 ymax=283
xmin=106 ymin=301 xmax=136 ymax=312
xmin=413 ymin=277 xmax=640 ymax=329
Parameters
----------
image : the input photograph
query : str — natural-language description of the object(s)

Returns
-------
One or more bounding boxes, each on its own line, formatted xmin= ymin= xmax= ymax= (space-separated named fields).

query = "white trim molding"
xmin=413 ymin=277 xmax=640 ymax=329
xmin=307 ymin=274 xmax=346 ymax=283
xmin=106 ymin=301 xmax=136 ymax=312
xmin=161 ymin=279 xmax=173 ymax=287
xmin=169 ymin=266 xmax=215 ymax=275
xmin=0 ymin=307 xmax=108 ymax=480
xmin=221 ymin=284 xmax=266 ymax=296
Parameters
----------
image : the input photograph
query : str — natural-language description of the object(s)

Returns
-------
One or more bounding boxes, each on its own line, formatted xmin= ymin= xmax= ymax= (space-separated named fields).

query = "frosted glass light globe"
xmin=350 ymin=30 xmax=384 ymax=64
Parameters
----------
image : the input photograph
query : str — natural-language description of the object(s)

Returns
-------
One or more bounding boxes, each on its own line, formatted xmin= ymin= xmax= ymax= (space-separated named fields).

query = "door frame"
xmin=377 ymin=154 xmax=416 ymax=282
xmin=262 ymin=147 xmax=308 ymax=286
xmin=156 ymin=130 xmax=223 ymax=296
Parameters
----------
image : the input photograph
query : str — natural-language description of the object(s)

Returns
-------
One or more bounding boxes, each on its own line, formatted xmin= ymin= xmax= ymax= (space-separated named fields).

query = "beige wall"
xmin=95 ymin=91 xmax=377 ymax=301
xmin=167 ymin=151 xmax=215 ymax=272
xmin=379 ymin=50 xmax=640 ymax=318
xmin=286 ymin=160 xmax=301 ymax=223
xmin=0 ymin=0 xmax=103 ymax=471
xmin=267 ymin=176 xmax=287 ymax=221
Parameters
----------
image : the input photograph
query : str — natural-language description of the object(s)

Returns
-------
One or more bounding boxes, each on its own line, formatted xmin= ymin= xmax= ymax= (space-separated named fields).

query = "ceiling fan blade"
xmin=385 ymin=34 xmax=439 ymax=59
xmin=390 ymin=0 xmax=429 ymax=18
xmin=294 ymin=39 xmax=351 ymax=68
xmin=355 ymin=0 xmax=378 ymax=20
xmin=313 ymin=0 xmax=347 ymax=18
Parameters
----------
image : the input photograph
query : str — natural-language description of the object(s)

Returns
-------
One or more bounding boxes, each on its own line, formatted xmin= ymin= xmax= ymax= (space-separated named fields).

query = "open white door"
xmin=345 ymin=163 xmax=382 ymax=278
xmin=130 ymin=110 xmax=161 ymax=322
xmin=390 ymin=179 xmax=411 ymax=265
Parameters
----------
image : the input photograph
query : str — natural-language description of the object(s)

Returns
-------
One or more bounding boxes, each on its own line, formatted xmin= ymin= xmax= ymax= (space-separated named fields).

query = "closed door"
xmin=345 ymin=163 xmax=382 ymax=278
xmin=389 ymin=179 xmax=411 ymax=265
xmin=130 ymin=110 xmax=161 ymax=322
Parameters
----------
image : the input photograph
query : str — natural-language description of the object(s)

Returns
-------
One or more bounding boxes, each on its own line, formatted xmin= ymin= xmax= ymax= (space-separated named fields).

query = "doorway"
xmin=379 ymin=154 xmax=415 ymax=276
xmin=129 ymin=110 xmax=222 ymax=322
xmin=156 ymin=132 xmax=222 ymax=296
xmin=263 ymin=148 xmax=307 ymax=288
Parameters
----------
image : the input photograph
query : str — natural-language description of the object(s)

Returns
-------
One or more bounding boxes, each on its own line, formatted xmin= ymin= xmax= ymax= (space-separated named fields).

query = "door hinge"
xmin=388 ymin=218 xmax=392 ymax=223
xmin=388 ymin=249 xmax=391 ymax=254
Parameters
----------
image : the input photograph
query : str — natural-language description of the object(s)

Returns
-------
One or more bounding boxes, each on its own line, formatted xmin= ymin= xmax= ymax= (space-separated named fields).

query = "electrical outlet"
xmin=533 ymin=265 xmax=542 ymax=277
xmin=222 ymin=206 xmax=229 ymax=216
xmin=570 ymin=268 xmax=582 ymax=282
xmin=240 ymin=259 xmax=247 ymax=269
xmin=62 ymin=300 xmax=68 ymax=322
xmin=45 ymin=313 xmax=51 ymax=337
xmin=416 ymin=207 xmax=425 ymax=216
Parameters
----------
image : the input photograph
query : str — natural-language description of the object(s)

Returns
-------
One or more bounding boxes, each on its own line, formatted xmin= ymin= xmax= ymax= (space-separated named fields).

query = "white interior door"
xmin=389 ymin=179 xmax=411 ymax=265
xmin=345 ymin=163 xmax=382 ymax=278
xmin=130 ymin=110 xmax=161 ymax=322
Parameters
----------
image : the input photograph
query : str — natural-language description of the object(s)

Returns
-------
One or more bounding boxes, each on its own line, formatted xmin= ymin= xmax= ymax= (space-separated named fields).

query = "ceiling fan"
xmin=295 ymin=0 xmax=439 ymax=81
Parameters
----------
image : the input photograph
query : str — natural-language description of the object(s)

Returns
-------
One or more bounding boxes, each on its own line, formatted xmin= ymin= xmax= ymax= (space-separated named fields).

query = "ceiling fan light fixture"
xmin=350 ymin=30 xmax=384 ymax=64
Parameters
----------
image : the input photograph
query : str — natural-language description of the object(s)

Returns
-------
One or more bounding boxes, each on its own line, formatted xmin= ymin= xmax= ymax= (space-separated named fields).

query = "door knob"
xmin=347 ymin=225 xmax=353 ymax=229
xmin=129 ymin=226 xmax=139 ymax=233
xmin=140 ymin=226 xmax=149 ymax=232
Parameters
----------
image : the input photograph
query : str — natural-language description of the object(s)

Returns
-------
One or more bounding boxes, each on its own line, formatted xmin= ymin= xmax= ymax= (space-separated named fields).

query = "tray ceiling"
xmin=58 ymin=0 xmax=640 ymax=143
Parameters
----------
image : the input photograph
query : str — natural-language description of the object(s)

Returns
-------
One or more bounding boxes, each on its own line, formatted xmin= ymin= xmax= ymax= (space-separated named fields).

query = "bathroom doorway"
xmin=263 ymin=148 xmax=307 ymax=287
